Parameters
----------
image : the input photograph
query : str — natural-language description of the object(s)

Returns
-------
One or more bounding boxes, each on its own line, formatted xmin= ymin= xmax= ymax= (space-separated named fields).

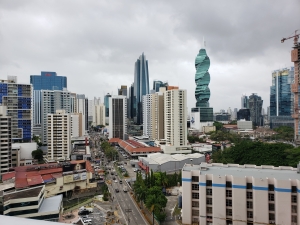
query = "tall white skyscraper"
xmin=143 ymin=94 xmax=154 ymax=138
xmin=77 ymin=94 xmax=88 ymax=135
xmin=0 ymin=106 xmax=12 ymax=175
xmin=109 ymin=96 xmax=127 ymax=140
xmin=93 ymin=104 xmax=106 ymax=126
xmin=164 ymin=89 xmax=187 ymax=146
xmin=47 ymin=110 xmax=71 ymax=161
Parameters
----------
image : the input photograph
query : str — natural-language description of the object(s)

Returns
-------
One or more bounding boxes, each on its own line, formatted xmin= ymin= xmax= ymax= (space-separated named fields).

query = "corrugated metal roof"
xmin=1 ymin=172 xmax=15 ymax=181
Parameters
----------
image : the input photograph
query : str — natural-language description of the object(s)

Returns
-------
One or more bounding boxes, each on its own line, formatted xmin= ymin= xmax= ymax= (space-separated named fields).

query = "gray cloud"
xmin=0 ymin=0 xmax=299 ymax=112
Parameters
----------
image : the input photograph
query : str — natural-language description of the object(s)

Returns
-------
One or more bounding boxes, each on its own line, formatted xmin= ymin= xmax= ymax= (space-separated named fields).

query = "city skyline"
xmin=0 ymin=1 xmax=299 ymax=111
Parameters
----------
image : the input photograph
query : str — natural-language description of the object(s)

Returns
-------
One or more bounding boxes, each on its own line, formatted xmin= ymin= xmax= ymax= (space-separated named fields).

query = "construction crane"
xmin=281 ymin=30 xmax=299 ymax=45
xmin=281 ymin=30 xmax=300 ymax=144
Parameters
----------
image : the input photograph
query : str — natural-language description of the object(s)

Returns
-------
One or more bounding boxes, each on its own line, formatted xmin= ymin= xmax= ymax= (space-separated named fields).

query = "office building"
xmin=0 ymin=106 xmax=12 ymax=175
xmin=41 ymin=89 xmax=72 ymax=144
xmin=237 ymin=120 xmax=253 ymax=130
xmin=270 ymin=67 xmax=294 ymax=129
xmin=248 ymin=93 xmax=263 ymax=126
xmin=104 ymin=93 xmax=111 ymax=118
xmin=127 ymin=84 xmax=134 ymax=119
xmin=109 ymin=96 xmax=127 ymax=140
xmin=214 ymin=113 xmax=231 ymax=123
xmin=181 ymin=162 xmax=300 ymax=225
xmin=133 ymin=53 xmax=150 ymax=125
xmin=30 ymin=71 xmax=67 ymax=91
xmin=118 ymin=85 xmax=127 ymax=96
xmin=237 ymin=108 xmax=251 ymax=121
xmin=93 ymin=103 xmax=106 ymax=126
xmin=241 ymin=95 xmax=249 ymax=109
xmin=153 ymin=80 xmax=168 ymax=92
xmin=164 ymin=89 xmax=187 ymax=146
xmin=47 ymin=110 xmax=71 ymax=161
xmin=191 ymin=47 xmax=214 ymax=132
xmin=0 ymin=76 xmax=32 ymax=141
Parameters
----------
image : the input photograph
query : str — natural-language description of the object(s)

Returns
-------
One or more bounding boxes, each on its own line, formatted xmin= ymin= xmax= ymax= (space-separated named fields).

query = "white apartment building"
xmin=164 ymin=89 xmax=187 ymax=146
xmin=0 ymin=106 xmax=12 ymax=175
xmin=47 ymin=110 xmax=71 ymax=161
xmin=109 ymin=96 xmax=127 ymax=140
xmin=93 ymin=103 xmax=105 ymax=126
xmin=76 ymin=94 xmax=88 ymax=134
xmin=41 ymin=89 xmax=72 ymax=144
xmin=70 ymin=114 xmax=80 ymax=138
xmin=181 ymin=163 xmax=300 ymax=225
xmin=143 ymin=94 xmax=155 ymax=138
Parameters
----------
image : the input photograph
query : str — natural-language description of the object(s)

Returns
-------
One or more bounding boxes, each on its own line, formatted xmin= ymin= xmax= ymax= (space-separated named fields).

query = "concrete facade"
xmin=109 ymin=96 xmax=127 ymax=140
xmin=0 ymin=106 xmax=12 ymax=175
xmin=181 ymin=163 xmax=300 ymax=225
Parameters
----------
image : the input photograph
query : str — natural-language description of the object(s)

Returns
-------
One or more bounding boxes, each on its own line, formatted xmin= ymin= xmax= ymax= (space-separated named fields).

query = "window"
xmin=206 ymin=180 xmax=212 ymax=186
xmin=269 ymin=203 xmax=275 ymax=211
xmin=192 ymin=176 xmax=199 ymax=182
xmin=292 ymin=195 xmax=297 ymax=203
xmin=226 ymin=221 xmax=232 ymax=225
xmin=226 ymin=181 xmax=232 ymax=188
xmin=226 ymin=190 xmax=232 ymax=198
xmin=246 ymin=183 xmax=253 ymax=189
xmin=247 ymin=192 xmax=253 ymax=199
xmin=247 ymin=201 xmax=253 ymax=209
xmin=226 ymin=208 xmax=232 ymax=216
xmin=192 ymin=184 xmax=199 ymax=190
xmin=292 ymin=186 xmax=297 ymax=193
xmin=206 ymin=198 xmax=212 ymax=205
xmin=292 ymin=215 xmax=297 ymax=223
xmin=247 ymin=211 xmax=253 ymax=218
xmin=268 ymin=193 xmax=274 ymax=201
xmin=206 ymin=189 xmax=212 ymax=196
xmin=192 ymin=201 xmax=199 ymax=207
xmin=292 ymin=205 xmax=297 ymax=213
xmin=268 ymin=184 xmax=274 ymax=191
xmin=207 ymin=207 xmax=212 ymax=214
xmin=192 ymin=210 xmax=199 ymax=216
xmin=269 ymin=213 xmax=275 ymax=220
xmin=192 ymin=193 xmax=199 ymax=199
xmin=226 ymin=199 xmax=232 ymax=207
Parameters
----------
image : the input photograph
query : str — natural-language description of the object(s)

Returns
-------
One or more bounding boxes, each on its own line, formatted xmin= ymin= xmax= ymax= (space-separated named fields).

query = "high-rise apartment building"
xmin=41 ymin=89 xmax=72 ymax=144
xmin=88 ymin=97 xmax=101 ymax=123
xmin=30 ymin=71 xmax=67 ymax=91
xmin=133 ymin=53 xmax=150 ymax=125
xmin=70 ymin=113 xmax=83 ymax=138
xmin=76 ymin=94 xmax=88 ymax=134
xmin=47 ymin=110 xmax=71 ymax=161
xmin=0 ymin=76 xmax=32 ymax=141
xmin=94 ymin=104 xmax=105 ymax=126
xmin=109 ymin=96 xmax=127 ymax=140
xmin=143 ymin=94 xmax=155 ymax=138
xmin=0 ymin=106 xmax=12 ymax=175
xmin=191 ymin=47 xmax=214 ymax=131
xmin=181 ymin=163 xmax=300 ymax=225
xmin=269 ymin=67 xmax=294 ymax=129
xmin=248 ymin=93 xmax=263 ymax=126
xmin=164 ymin=89 xmax=187 ymax=146
xmin=127 ymin=84 xmax=134 ymax=119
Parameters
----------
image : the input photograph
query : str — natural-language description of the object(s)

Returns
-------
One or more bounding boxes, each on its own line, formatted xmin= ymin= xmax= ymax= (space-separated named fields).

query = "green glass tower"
xmin=195 ymin=49 xmax=210 ymax=107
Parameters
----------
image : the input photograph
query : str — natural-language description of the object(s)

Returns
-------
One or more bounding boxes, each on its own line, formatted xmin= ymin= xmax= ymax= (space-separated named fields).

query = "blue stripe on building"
xmin=199 ymin=182 xmax=206 ymax=186
xmin=274 ymin=187 xmax=291 ymax=193
xmin=182 ymin=178 xmax=191 ymax=182
xmin=232 ymin=185 xmax=246 ymax=189
xmin=253 ymin=186 xmax=268 ymax=191
xmin=212 ymin=183 xmax=226 ymax=188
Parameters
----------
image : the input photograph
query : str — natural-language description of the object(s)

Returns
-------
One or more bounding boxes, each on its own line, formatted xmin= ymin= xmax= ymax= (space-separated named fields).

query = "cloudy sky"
xmin=0 ymin=0 xmax=299 ymax=112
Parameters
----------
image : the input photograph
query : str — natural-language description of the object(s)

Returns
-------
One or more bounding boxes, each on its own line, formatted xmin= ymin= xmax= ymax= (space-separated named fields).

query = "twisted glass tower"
xmin=195 ymin=49 xmax=210 ymax=107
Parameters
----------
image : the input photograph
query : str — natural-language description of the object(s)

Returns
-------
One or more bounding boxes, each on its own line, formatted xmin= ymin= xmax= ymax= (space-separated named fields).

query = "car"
xmin=133 ymin=168 xmax=138 ymax=172
xmin=114 ymin=179 xmax=118 ymax=183
xmin=78 ymin=210 xmax=90 ymax=215
xmin=112 ymin=177 xmax=116 ymax=180
xmin=115 ymin=188 xmax=119 ymax=193
xmin=80 ymin=215 xmax=89 ymax=219
xmin=119 ymin=180 xmax=123 ymax=184
xmin=83 ymin=219 xmax=92 ymax=225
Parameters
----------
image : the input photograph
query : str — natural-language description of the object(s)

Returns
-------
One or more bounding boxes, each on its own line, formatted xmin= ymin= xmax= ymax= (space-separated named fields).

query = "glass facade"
xmin=30 ymin=71 xmax=67 ymax=91
xmin=133 ymin=53 xmax=149 ymax=125
xmin=248 ymin=93 xmax=263 ymax=126
xmin=195 ymin=49 xmax=211 ymax=108
xmin=104 ymin=93 xmax=111 ymax=117
xmin=237 ymin=109 xmax=251 ymax=121
xmin=153 ymin=80 xmax=168 ymax=92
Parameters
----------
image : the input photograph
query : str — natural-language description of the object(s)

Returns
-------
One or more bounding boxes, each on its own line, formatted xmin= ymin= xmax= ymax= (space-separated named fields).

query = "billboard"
xmin=80 ymin=172 xmax=87 ymax=180
xmin=73 ymin=173 xmax=80 ymax=181
xmin=64 ymin=174 xmax=74 ymax=183
xmin=190 ymin=112 xmax=200 ymax=130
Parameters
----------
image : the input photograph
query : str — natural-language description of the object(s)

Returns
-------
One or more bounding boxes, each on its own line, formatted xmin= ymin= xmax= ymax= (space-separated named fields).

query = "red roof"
xmin=2 ymin=172 xmax=16 ymax=181
xmin=42 ymin=174 xmax=53 ymax=181
xmin=27 ymin=175 xmax=44 ymax=186
xmin=15 ymin=178 xmax=29 ymax=189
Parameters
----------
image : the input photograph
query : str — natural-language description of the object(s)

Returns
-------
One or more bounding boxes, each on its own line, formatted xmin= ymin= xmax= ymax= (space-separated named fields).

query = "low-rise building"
xmin=237 ymin=119 xmax=253 ymax=130
xmin=181 ymin=163 xmax=300 ymax=225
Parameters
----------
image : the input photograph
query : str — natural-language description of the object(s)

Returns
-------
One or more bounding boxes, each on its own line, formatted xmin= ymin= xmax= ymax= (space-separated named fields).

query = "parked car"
xmin=78 ymin=209 xmax=90 ymax=215
xmin=115 ymin=188 xmax=120 ymax=193
xmin=119 ymin=180 xmax=123 ymax=184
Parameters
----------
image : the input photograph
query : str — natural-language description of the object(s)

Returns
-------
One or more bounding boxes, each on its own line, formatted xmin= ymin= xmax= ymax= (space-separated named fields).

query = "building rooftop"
xmin=0 ymin=215 xmax=66 ymax=225
xmin=3 ymin=186 xmax=43 ymax=202
xmin=38 ymin=194 xmax=62 ymax=213
xmin=141 ymin=153 xmax=205 ymax=165
xmin=182 ymin=163 xmax=300 ymax=181
xmin=109 ymin=138 xmax=161 ymax=153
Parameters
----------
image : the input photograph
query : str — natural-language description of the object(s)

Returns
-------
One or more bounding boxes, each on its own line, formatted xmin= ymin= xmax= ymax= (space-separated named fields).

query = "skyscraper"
xmin=118 ymin=85 xmax=127 ymax=96
xmin=127 ymin=84 xmax=134 ymax=119
xmin=153 ymin=80 xmax=168 ymax=92
xmin=0 ymin=76 xmax=32 ymax=141
xmin=241 ymin=95 xmax=249 ymax=109
xmin=269 ymin=67 xmax=294 ymax=128
xmin=104 ymin=93 xmax=111 ymax=118
xmin=191 ymin=47 xmax=214 ymax=131
xmin=76 ymin=94 xmax=88 ymax=133
xmin=133 ymin=53 xmax=149 ymax=125
xmin=30 ymin=71 xmax=67 ymax=91
xmin=109 ymin=96 xmax=127 ymax=140
xmin=0 ymin=106 xmax=12 ymax=175
xmin=248 ymin=93 xmax=263 ymax=126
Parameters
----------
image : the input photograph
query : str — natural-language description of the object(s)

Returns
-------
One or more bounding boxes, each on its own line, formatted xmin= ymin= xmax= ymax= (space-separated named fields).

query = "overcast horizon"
xmin=1 ymin=0 xmax=299 ymax=113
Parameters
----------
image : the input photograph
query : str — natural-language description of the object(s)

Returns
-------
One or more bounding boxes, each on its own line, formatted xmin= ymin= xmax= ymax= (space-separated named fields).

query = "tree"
xmin=213 ymin=121 xmax=223 ymax=131
xmin=31 ymin=149 xmax=44 ymax=161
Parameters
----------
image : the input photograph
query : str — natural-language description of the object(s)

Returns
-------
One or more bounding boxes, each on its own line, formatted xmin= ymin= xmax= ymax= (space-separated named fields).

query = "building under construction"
xmin=283 ymin=31 xmax=300 ymax=142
